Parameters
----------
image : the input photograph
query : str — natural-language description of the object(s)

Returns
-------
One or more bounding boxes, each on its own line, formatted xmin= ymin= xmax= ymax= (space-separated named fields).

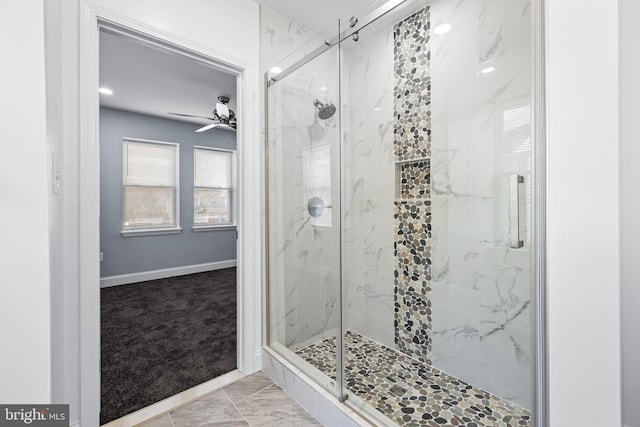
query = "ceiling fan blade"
xmin=167 ymin=112 xmax=215 ymax=120
xmin=195 ymin=122 xmax=219 ymax=133
xmin=195 ymin=123 xmax=236 ymax=133
xmin=216 ymin=124 xmax=236 ymax=132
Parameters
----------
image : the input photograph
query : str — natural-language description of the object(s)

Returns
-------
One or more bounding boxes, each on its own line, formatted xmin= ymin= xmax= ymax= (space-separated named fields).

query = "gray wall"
xmin=621 ymin=1 xmax=640 ymax=425
xmin=100 ymin=107 xmax=237 ymax=277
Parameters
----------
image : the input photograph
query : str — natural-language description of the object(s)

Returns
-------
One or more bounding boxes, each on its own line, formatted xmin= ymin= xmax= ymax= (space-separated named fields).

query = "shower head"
xmin=313 ymin=99 xmax=336 ymax=120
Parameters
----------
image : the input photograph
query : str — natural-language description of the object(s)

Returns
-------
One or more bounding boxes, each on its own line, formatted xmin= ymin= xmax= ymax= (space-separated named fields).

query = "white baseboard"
xmin=100 ymin=369 xmax=244 ymax=427
xmin=100 ymin=260 xmax=237 ymax=288
xmin=253 ymin=349 xmax=263 ymax=372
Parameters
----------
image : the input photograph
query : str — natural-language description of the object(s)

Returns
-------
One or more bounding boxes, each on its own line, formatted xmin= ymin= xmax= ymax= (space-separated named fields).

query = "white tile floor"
xmin=138 ymin=372 xmax=322 ymax=427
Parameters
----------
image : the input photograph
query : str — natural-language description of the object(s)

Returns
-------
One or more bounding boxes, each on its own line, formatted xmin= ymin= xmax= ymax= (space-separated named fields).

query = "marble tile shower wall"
xmin=429 ymin=0 xmax=533 ymax=409
xmin=262 ymin=8 xmax=341 ymax=350
xmin=260 ymin=6 xmax=315 ymax=79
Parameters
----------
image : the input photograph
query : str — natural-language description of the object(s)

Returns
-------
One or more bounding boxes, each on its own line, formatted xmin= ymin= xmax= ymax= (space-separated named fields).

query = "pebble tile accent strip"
xmin=296 ymin=330 xmax=531 ymax=427
xmin=393 ymin=7 xmax=432 ymax=162
xmin=394 ymin=200 xmax=432 ymax=363
xmin=393 ymin=6 xmax=433 ymax=366
xmin=394 ymin=272 xmax=432 ymax=363
xmin=394 ymin=200 xmax=432 ymax=276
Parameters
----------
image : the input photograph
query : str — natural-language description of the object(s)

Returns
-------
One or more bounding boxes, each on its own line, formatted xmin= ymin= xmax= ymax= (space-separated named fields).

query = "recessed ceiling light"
xmin=433 ymin=24 xmax=452 ymax=35
xmin=373 ymin=107 xmax=382 ymax=111
xmin=480 ymin=66 xmax=495 ymax=74
xmin=320 ymin=86 xmax=328 ymax=92
xmin=99 ymin=87 xmax=113 ymax=95
xmin=270 ymin=66 xmax=282 ymax=74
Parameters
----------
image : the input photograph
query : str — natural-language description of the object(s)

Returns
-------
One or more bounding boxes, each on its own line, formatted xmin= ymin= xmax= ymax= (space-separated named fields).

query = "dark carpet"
xmin=100 ymin=268 xmax=237 ymax=424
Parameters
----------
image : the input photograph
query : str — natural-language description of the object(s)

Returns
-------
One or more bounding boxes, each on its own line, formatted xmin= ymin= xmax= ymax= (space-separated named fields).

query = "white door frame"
xmin=78 ymin=4 xmax=262 ymax=426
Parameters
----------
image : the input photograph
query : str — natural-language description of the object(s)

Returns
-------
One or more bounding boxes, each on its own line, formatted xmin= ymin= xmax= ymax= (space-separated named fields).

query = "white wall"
xmin=45 ymin=1 xmax=81 ymax=418
xmin=86 ymin=0 xmax=259 ymax=63
xmin=547 ymin=0 xmax=621 ymax=426
xmin=43 ymin=1 xmax=261 ymax=425
xmin=621 ymin=0 xmax=640 ymax=425
xmin=0 ymin=0 xmax=52 ymax=403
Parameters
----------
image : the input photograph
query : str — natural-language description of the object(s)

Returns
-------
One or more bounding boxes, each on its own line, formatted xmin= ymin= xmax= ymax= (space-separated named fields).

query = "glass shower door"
xmin=428 ymin=0 xmax=534 ymax=412
xmin=338 ymin=0 xmax=535 ymax=425
xmin=265 ymin=26 xmax=344 ymax=396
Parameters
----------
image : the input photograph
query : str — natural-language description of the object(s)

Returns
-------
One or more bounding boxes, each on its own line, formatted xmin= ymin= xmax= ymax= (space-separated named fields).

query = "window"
xmin=122 ymin=138 xmax=180 ymax=235
xmin=193 ymin=147 xmax=234 ymax=227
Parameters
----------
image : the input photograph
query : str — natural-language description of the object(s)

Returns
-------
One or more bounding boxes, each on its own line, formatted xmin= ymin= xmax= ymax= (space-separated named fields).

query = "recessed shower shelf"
xmin=395 ymin=159 xmax=431 ymax=199
xmin=394 ymin=157 xmax=430 ymax=165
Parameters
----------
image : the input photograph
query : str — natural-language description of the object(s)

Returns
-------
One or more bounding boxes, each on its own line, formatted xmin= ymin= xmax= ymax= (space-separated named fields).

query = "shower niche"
xmin=266 ymin=0 xmax=539 ymax=425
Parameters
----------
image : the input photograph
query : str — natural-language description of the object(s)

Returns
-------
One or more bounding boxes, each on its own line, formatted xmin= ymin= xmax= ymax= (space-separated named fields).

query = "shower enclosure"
xmin=265 ymin=0 xmax=543 ymax=425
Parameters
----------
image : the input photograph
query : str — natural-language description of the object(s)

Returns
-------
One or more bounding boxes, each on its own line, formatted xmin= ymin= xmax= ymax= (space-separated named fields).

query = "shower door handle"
xmin=510 ymin=174 xmax=524 ymax=249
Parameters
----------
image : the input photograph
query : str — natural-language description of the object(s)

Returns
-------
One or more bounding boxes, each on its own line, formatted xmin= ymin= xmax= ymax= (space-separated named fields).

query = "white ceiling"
xmin=253 ymin=0 xmax=380 ymax=33
xmin=99 ymin=31 xmax=237 ymax=126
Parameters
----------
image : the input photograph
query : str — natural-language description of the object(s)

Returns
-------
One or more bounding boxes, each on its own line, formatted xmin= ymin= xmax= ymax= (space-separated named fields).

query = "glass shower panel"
xmin=428 ymin=0 xmax=533 ymax=411
xmin=336 ymin=0 xmax=534 ymax=425
xmin=266 ymin=39 xmax=342 ymax=395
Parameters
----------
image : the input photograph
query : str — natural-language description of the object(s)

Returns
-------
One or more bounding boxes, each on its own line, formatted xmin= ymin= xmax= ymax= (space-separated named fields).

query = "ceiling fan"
xmin=168 ymin=95 xmax=237 ymax=132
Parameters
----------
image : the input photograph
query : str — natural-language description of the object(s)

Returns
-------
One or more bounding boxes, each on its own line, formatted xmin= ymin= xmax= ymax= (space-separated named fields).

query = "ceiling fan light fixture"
xmin=170 ymin=95 xmax=237 ymax=133
xmin=211 ymin=95 xmax=236 ymax=130
xmin=215 ymin=102 xmax=230 ymax=120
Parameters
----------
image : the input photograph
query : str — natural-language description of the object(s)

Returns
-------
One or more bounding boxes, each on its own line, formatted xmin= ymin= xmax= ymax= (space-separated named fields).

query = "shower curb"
xmin=262 ymin=347 xmax=381 ymax=427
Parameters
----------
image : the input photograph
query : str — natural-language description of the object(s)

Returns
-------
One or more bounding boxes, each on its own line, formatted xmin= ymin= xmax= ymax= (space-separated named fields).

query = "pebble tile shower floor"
xmin=296 ymin=330 xmax=531 ymax=427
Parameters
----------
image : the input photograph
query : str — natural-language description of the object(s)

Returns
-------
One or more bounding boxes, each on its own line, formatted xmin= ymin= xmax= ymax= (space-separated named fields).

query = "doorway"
xmin=98 ymin=28 xmax=241 ymax=424
xmin=77 ymin=9 xmax=262 ymax=426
